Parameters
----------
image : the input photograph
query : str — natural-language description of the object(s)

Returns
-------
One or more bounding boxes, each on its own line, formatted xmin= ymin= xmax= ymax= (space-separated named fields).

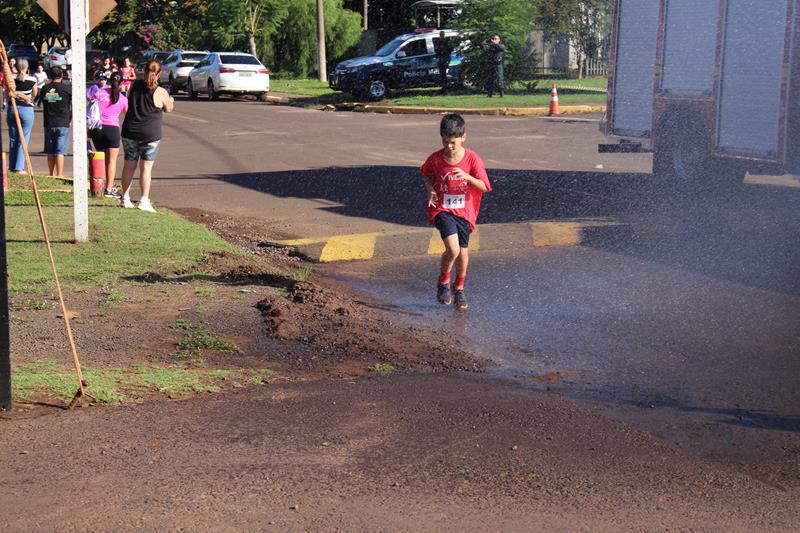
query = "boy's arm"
xmin=422 ymin=173 xmax=438 ymax=207
xmin=451 ymin=168 xmax=489 ymax=192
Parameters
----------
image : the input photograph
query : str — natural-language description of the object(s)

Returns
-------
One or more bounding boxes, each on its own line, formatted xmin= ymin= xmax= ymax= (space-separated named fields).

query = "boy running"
xmin=421 ymin=113 xmax=492 ymax=310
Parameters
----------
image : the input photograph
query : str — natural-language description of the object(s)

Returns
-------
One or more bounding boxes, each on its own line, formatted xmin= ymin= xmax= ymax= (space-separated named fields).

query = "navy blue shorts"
xmin=44 ymin=126 xmax=70 ymax=155
xmin=435 ymin=212 xmax=471 ymax=248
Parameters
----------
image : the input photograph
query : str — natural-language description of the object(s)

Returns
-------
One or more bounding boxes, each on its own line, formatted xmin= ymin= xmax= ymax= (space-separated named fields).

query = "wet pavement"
xmin=323 ymin=182 xmax=800 ymax=465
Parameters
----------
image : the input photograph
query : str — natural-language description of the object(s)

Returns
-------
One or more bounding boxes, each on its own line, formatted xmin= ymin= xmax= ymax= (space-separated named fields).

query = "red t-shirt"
xmin=421 ymin=148 xmax=491 ymax=231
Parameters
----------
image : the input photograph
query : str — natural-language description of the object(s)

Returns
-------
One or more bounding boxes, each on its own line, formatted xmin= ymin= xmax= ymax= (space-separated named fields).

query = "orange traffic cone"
xmin=548 ymin=84 xmax=560 ymax=115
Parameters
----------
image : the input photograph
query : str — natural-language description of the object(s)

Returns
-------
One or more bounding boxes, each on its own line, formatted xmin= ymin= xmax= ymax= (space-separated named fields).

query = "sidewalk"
xmin=267 ymin=92 xmax=606 ymax=117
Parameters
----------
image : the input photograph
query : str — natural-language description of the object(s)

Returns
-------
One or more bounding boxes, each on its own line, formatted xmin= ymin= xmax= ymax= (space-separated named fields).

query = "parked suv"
xmin=329 ymin=29 xmax=463 ymax=100
xmin=43 ymin=46 xmax=68 ymax=71
xmin=159 ymin=50 xmax=209 ymax=94
xmin=7 ymin=43 xmax=40 ymax=68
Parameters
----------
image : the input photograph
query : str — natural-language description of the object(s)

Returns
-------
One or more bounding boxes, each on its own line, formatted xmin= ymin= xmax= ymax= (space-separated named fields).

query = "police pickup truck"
xmin=329 ymin=29 xmax=463 ymax=100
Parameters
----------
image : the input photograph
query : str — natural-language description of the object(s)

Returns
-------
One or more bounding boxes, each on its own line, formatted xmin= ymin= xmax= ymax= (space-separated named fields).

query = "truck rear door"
xmin=608 ymin=0 xmax=660 ymax=138
xmin=716 ymin=0 xmax=792 ymax=161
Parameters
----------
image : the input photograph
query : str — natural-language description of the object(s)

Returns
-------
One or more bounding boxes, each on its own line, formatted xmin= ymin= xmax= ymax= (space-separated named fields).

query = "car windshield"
xmin=182 ymin=53 xmax=206 ymax=61
xmin=220 ymin=55 xmax=261 ymax=65
xmin=375 ymin=37 xmax=406 ymax=57
xmin=154 ymin=52 xmax=170 ymax=60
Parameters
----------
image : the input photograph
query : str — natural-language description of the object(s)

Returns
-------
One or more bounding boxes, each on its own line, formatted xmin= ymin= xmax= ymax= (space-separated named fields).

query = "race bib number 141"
xmin=443 ymin=194 xmax=465 ymax=209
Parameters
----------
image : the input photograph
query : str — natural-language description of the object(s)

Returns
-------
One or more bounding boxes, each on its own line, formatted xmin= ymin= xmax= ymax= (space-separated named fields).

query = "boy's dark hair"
xmin=49 ymin=66 xmax=63 ymax=79
xmin=440 ymin=113 xmax=466 ymax=138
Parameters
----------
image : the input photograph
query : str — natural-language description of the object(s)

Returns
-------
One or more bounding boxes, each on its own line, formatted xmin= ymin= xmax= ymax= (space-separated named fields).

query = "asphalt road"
xmin=15 ymin=97 xmax=800 ymax=467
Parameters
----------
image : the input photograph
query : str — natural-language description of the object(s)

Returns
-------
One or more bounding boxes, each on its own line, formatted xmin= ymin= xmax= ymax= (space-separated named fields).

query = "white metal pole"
xmin=317 ymin=0 xmax=327 ymax=83
xmin=70 ymin=0 xmax=89 ymax=242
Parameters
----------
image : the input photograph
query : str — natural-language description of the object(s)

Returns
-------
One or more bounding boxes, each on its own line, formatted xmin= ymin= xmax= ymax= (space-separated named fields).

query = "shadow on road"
xmin=209 ymin=166 xmax=800 ymax=296
xmin=211 ymin=166 xmax=656 ymax=226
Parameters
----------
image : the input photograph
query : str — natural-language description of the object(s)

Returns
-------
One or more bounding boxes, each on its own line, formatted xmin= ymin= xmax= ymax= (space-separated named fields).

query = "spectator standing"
xmin=32 ymin=64 xmax=48 ymax=107
xmin=64 ymin=48 xmax=72 ymax=79
xmin=40 ymin=66 xmax=72 ymax=178
xmin=435 ymin=31 xmax=453 ymax=90
xmin=6 ymin=58 xmax=38 ymax=172
xmin=119 ymin=60 xmax=174 ymax=213
xmin=90 ymin=71 xmax=128 ymax=197
xmin=119 ymin=57 xmax=136 ymax=93
xmin=482 ymin=35 xmax=506 ymax=98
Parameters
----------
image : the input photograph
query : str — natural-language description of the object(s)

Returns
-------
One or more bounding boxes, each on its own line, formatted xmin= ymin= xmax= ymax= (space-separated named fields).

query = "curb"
xmin=335 ymin=103 xmax=606 ymax=117
xmin=266 ymin=92 xmax=605 ymax=117
xmin=273 ymin=219 xmax=628 ymax=263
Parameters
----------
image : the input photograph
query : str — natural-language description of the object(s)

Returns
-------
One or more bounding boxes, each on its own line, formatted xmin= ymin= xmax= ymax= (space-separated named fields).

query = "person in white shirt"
xmin=33 ymin=64 xmax=47 ymax=106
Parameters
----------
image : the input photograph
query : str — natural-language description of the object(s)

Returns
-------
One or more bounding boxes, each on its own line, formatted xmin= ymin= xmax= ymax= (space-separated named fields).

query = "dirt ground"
xmin=2 ymin=208 xmax=798 ymax=531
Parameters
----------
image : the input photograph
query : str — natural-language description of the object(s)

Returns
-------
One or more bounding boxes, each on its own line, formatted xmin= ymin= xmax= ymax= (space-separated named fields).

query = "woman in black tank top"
xmin=119 ymin=60 xmax=174 ymax=213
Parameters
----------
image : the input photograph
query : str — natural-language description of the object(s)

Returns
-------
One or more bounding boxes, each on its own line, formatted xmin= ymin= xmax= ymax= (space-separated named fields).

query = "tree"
xmin=269 ymin=0 xmax=361 ymax=77
xmin=0 ymin=0 xmax=63 ymax=51
xmin=451 ymin=0 xmax=536 ymax=89
xmin=534 ymin=0 xmax=612 ymax=78
xmin=206 ymin=0 xmax=288 ymax=59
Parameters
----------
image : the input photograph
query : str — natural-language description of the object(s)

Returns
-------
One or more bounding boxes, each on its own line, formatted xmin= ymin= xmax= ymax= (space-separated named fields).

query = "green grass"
xmin=11 ymin=359 xmax=274 ymax=404
xmin=171 ymin=320 xmax=238 ymax=366
xmin=194 ymin=286 xmax=215 ymax=297
xmin=5 ymin=173 xmax=238 ymax=293
xmin=10 ymin=299 xmax=57 ymax=311
xmin=270 ymin=77 xmax=606 ymax=108
xmin=368 ymin=363 xmax=396 ymax=375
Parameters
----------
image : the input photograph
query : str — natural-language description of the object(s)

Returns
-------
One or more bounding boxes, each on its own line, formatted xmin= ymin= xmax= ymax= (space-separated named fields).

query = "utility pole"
xmin=363 ymin=0 xmax=368 ymax=31
xmin=317 ymin=0 xmax=327 ymax=83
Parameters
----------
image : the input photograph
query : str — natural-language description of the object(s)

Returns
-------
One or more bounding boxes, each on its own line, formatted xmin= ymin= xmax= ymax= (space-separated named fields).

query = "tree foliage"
xmin=534 ymin=0 xmax=612 ymax=77
xmin=451 ymin=0 xmax=536 ymax=88
xmin=0 ymin=0 xmax=362 ymax=75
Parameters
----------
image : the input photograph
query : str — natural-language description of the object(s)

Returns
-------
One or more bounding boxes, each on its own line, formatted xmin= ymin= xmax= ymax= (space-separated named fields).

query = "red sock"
xmin=454 ymin=275 xmax=466 ymax=290
xmin=439 ymin=271 xmax=451 ymax=285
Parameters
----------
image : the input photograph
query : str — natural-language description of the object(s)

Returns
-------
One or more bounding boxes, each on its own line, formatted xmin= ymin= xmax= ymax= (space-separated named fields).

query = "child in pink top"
xmin=119 ymin=57 xmax=136 ymax=93
xmin=89 ymin=72 xmax=128 ymax=197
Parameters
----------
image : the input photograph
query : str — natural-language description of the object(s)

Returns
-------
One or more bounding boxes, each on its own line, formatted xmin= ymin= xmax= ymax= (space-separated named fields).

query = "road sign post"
xmin=70 ymin=0 xmax=89 ymax=242
xmin=37 ymin=0 xmax=117 ymax=242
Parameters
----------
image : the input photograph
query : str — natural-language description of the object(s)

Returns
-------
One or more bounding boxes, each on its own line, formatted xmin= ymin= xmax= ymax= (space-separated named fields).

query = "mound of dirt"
xmin=257 ymin=281 xmax=485 ymax=374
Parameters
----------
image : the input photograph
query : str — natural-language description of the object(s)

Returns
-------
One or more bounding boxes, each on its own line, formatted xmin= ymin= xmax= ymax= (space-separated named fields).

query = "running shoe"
xmin=436 ymin=283 xmax=452 ymax=305
xmin=137 ymin=198 xmax=157 ymax=213
xmin=104 ymin=186 xmax=121 ymax=198
xmin=120 ymin=196 xmax=135 ymax=209
xmin=453 ymin=290 xmax=468 ymax=311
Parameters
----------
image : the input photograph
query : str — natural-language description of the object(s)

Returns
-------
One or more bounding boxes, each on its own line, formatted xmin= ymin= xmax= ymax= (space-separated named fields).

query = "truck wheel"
xmin=653 ymin=109 xmax=710 ymax=184
xmin=367 ymin=79 xmax=388 ymax=101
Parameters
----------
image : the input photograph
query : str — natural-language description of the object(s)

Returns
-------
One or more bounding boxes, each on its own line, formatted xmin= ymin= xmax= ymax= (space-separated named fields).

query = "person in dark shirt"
xmin=435 ymin=31 xmax=453 ymax=89
xmin=482 ymin=35 xmax=506 ymax=98
xmin=40 ymin=66 xmax=72 ymax=178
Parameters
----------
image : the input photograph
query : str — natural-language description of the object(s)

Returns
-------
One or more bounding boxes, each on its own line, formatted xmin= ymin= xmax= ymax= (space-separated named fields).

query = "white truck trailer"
xmin=601 ymin=0 xmax=800 ymax=182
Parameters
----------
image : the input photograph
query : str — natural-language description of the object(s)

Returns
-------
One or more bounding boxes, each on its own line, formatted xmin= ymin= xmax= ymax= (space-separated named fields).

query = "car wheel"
xmin=169 ymin=75 xmax=178 ymax=95
xmin=258 ymin=92 xmax=270 ymax=102
xmin=187 ymin=79 xmax=197 ymax=99
xmin=208 ymin=80 xmax=219 ymax=101
xmin=367 ymin=79 xmax=388 ymax=101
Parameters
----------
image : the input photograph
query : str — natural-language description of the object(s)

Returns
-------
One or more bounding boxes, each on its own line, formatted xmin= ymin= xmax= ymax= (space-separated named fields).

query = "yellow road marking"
xmin=531 ymin=222 xmax=583 ymax=247
xmin=319 ymin=233 xmax=378 ymax=262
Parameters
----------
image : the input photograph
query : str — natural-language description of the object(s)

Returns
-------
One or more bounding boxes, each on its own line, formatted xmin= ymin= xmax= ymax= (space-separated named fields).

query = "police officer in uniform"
xmin=482 ymin=35 xmax=506 ymax=98
xmin=435 ymin=31 xmax=453 ymax=90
